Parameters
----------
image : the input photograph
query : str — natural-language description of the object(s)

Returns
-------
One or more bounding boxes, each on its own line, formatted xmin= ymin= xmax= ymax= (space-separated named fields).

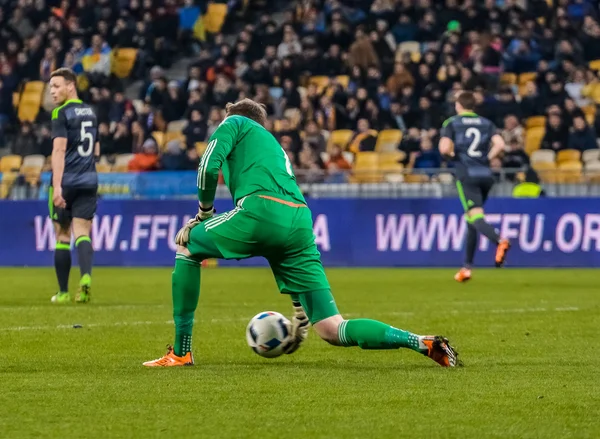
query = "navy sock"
xmin=465 ymin=224 xmax=477 ymax=268
xmin=471 ymin=215 xmax=500 ymax=245
xmin=75 ymin=236 xmax=93 ymax=280
xmin=54 ymin=241 xmax=71 ymax=292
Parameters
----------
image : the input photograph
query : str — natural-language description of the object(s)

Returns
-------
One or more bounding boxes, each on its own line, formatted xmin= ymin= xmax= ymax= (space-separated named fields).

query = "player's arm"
xmin=94 ymin=141 xmax=100 ymax=162
xmin=488 ymin=134 xmax=505 ymax=161
xmin=197 ymin=118 xmax=237 ymax=208
xmin=438 ymin=119 xmax=455 ymax=158
xmin=51 ymin=109 xmax=68 ymax=207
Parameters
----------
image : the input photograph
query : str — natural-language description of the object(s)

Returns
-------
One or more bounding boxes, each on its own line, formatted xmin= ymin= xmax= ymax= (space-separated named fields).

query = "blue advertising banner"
xmin=0 ymin=198 xmax=599 ymax=267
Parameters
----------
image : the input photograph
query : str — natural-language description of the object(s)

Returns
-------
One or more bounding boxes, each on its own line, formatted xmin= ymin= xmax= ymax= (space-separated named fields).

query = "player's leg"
xmin=51 ymin=221 xmax=72 ymax=303
xmin=287 ymin=289 xmax=459 ymax=367
xmin=270 ymin=226 xmax=459 ymax=366
xmin=144 ymin=207 xmax=253 ymax=367
xmin=480 ymin=179 xmax=511 ymax=267
xmin=49 ymin=186 xmax=73 ymax=303
xmin=71 ymin=189 xmax=97 ymax=303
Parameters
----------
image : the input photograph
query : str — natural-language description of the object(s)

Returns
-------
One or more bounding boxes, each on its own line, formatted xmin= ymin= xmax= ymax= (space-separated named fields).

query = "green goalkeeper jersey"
xmin=197 ymin=115 xmax=306 ymax=206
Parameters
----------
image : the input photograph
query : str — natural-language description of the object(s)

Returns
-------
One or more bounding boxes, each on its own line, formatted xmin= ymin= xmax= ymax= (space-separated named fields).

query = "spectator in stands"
xmin=111 ymin=122 xmax=134 ymax=156
xmin=39 ymin=48 xmax=57 ymax=82
xmin=97 ymin=122 xmax=112 ymax=157
xmin=348 ymin=28 xmax=379 ymax=71
xmin=161 ymin=140 xmax=189 ymax=171
xmin=349 ymin=119 xmax=378 ymax=153
xmin=501 ymin=115 xmax=525 ymax=147
xmin=277 ymin=29 xmax=302 ymax=59
xmin=521 ymin=81 xmax=545 ymax=118
xmin=163 ymin=81 xmax=186 ymax=122
xmin=565 ymin=69 xmax=589 ymax=107
xmin=37 ymin=125 xmax=53 ymax=158
xmin=541 ymin=112 xmax=570 ymax=151
xmin=326 ymin=144 xmax=351 ymax=172
xmin=129 ymin=138 xmax=159 ymax=172
xmin=569 ymin=115 xmax=598 ymax=151
xmin=82 ymin=35 xmax=112 ymax=86
xmin=386 ymin=63 xmax=415 ymax=98
xmin=297 ymin=141 xmax=325 ymax=183
xmin=10 ymin=122 xmax=38 ymax=157
xmin=206 ymin=107 xmax=223 ymax=139
xmin=412 ymin=136 xmax=441 ymax=174
xmin=502 ymin=139 xmax=530 ymax=172
xmin=183 ymin=110 xmax=207 ymax=149
xmin=303 ymin=120 xmax=327 ymax=155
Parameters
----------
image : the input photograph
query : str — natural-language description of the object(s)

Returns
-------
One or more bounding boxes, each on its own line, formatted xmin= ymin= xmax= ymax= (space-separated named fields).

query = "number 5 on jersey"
xmin=79 ymin=121 xmax=94 ymax=157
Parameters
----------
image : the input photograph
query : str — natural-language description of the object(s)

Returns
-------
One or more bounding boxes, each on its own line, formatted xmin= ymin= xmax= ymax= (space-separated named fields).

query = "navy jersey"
xmin=51 ymin=99 xmax=98 ymax=188
xmin=440 ymin=112 xmax=497 ymax=179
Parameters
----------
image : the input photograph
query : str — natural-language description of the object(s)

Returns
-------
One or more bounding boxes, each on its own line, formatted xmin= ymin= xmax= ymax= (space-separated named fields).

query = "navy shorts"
xmin=456 ymin=177 xmax=494 ymax=211
xmin=49 ymin=186 xmax=97 ymax=225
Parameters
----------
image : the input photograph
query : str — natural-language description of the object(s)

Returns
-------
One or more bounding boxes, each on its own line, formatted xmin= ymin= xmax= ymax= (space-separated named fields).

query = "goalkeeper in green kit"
xmin=143 ymin=99 xmax=460 ymax=368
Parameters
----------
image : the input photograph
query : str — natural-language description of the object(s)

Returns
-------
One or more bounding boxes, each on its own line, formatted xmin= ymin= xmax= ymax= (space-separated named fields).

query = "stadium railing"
xmin=2 ymin=168 xmax=600 ymax=200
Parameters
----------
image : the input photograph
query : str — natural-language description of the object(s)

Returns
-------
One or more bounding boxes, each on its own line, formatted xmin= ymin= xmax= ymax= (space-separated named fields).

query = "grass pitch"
xmin=0 ymin=268 xmax=598 ymax=439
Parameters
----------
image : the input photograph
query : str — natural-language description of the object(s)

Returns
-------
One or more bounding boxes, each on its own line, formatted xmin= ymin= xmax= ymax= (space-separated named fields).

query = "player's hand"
xmin=53 ymin=186 xmax=66 ymax=209
xmin=174 ymin=205 xmax=216 ymax=246
xmin=283 ymin=300 xmax=310 ymax=354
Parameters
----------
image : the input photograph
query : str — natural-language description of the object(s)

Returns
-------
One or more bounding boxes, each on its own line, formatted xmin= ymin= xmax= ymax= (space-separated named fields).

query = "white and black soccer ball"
xmin=246 ymin=311 xmax=291 ymax=358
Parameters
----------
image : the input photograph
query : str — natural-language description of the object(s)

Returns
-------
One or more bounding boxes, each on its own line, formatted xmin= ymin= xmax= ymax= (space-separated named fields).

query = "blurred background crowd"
xmin=2 ymin=0 xmax=600 ymax=195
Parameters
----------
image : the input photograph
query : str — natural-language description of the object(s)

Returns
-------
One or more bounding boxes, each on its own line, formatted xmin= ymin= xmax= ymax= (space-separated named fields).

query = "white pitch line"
xmin=0 ymin=304 xmax=167 ymax=311
xmin=0 ymin=307 xmax=581 ymax=332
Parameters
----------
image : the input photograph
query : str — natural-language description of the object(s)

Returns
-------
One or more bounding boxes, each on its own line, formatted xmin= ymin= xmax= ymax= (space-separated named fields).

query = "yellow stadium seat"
xmin=24 ymin=81 xmax=45 ymax=94
xmin=0 ymin=172 xmax=18 ymax=198
xmin=167 ymin=120 xmax=188 ymax=133
xmin=20 ymin=165 xmax=42 ymax=185
xmin=532 ymin=161 xmax=558 ymax=183
xmin=556 ymin=149 xmax=581 ymax=164
xmin=22 ymin=154 xmax=45 ymax=168
xmin=558 ymin=161 xmax=583 ymax=183
xmin=328 ymin=129 xmax=354 ymax=150
xmin=195 ymin=142 xmax=208 ymax=155
xmin=500 ymin=73 xmax=517 ymax=85
xmin=398 ymin=41 xmax=420 ymax=55
xmin=163 ymin=132 xmax=186 ymax=148
xmin=152 ymin=131 xmax=165 ymax=148
xmin=204 ymin=3 xmax=228 ymax=33
xmin=589 ymin=59 xmax=600 ymax=71
xmin=309 ymin=76 xmax=330 ymax=93
xmin=530 ymin=149 xmax=555 ymax=164
xmin=525 ymin=116 xmax=546 ymax=129
xmin=518 ymin=72 xmax=537 ymax=85
xmin=585 ymin=161 xmax=600 ymax=182
xmin=12 ymin=92 xmax=20 ymax=108
xmin=0 ymin=155 xmax=23 ymax=172
xmin=379 ymin=152 xmax=405 ymax=178
xmin=404 ymin=173 xmax=430 ymax=183
xmin=586 ymin=112 xmax=595 ymax=125
xmin=335 ymin=75 xmax=349 ymax=88
xmin=525 ymin=127 xmax=545 ymax=155
xmin=410 ymin=52 xmax=421 ymax=63
xmin=582 ymin=149 xmax=600 ymax=163
xmin=112 ymin=48 xmax=138 ymax=79
xmin=581 ymin=104 xmax=596 ymax=117
xmin=375 ymin=129 xmax=403 ymax=152
xmin=353 ymin=152 xmax=381 ymax=183
xmin=95 ymin=163 xmax=112 ymax=173
xmin=113 ymin=164 xmax=129 ymax=173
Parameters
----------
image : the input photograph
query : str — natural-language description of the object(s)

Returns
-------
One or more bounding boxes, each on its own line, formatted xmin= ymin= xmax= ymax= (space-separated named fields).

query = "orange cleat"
xmin=421 ymin=336 xmax=460 ymax=367
xmin=495 ymin=239 xmax=511 ymax=267
xmin=454 ymin=267 xmax=472 ymax=283
xmin=143 ymin=345 xmax=194 ymax=367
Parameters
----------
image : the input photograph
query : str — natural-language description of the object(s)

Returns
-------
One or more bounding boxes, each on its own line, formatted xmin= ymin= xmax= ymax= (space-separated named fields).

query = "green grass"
xmin=0 ymin=268 xmax=599 ymax=439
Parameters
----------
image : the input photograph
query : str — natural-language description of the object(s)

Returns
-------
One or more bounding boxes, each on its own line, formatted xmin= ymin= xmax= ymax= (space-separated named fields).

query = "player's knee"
xmin=467 ymin=207 xmax=484 ymax=219
xmin=313 ymin=314 xmax=344 ymax=346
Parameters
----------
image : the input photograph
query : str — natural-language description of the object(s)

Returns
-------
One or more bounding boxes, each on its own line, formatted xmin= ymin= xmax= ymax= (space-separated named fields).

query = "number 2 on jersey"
xmin=465 ymin=127 xmax=482 ymax=157
xmin=79 ymin=121 xmax=94 ymax=157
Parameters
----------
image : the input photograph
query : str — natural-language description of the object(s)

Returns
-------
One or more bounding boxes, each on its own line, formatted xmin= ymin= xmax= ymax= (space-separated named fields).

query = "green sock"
xmin=338 ymin=319 xmax=423 ymax=352
xmin=172 ymin=253 xmax=201 ymax=357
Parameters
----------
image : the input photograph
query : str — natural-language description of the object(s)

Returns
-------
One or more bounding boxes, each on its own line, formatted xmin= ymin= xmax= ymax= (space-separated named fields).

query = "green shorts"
xmin=187 ymin=194 xmax=331 ymax=296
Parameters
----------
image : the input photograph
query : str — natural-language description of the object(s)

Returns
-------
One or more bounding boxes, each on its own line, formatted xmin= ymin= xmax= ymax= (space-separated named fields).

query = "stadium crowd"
xmin=2 ymin=0 xmax=600 ymax=190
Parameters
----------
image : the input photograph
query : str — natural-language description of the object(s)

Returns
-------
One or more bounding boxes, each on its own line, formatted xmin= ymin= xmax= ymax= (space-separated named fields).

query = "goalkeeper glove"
xmin=174 ymin=204 xmax=215 ymax=246
xmin=283 ymin=300 xmax=310 ymax=354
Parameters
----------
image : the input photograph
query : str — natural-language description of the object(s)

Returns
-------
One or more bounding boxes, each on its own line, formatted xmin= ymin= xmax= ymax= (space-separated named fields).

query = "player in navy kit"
xmin=439 ymin=91 xmax=511 ymax=282
xmin=48 ymin=68 xmax=99 ymax=303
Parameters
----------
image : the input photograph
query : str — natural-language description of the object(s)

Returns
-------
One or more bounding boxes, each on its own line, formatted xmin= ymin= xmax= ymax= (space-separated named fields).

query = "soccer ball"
xmin=246 ymin=311 xmax=291 ymax=358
